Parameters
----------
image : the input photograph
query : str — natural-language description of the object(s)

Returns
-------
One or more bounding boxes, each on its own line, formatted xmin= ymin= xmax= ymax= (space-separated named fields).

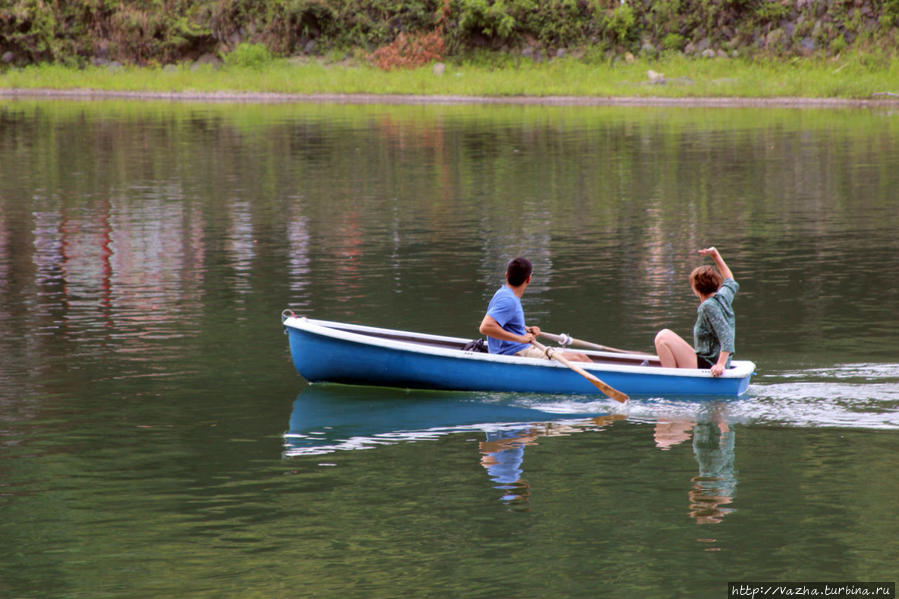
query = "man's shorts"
xmin=515 ymin=346 xmax=549 ymax=359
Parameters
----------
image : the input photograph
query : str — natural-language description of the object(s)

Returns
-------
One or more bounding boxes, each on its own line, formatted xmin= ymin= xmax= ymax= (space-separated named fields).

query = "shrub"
xmin=370 ymin=0 xmax=448 ymax=70
xmin=755 ymin=0 xmax=790 ymax=21
xmin=830 ymin=34 xmax=847 ymax=54
xmin=369 ymin=30 xmax=445 ymax=69
xmin=662 ymin=32 xmax=685 ymax=50
xmin=607 ymin=3 xmax=637 ymax=45
xmin=453 ymin=0 xmax=517 ymax=43
xmin=224 ymin=42 xmax=272 ymax=68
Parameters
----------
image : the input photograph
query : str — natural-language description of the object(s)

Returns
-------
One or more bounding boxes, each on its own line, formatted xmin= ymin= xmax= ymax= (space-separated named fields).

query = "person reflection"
xmin=653 ymin=407 xmax=736 ymax=525
xmin=479 ymin=416 xmax=623 ymax=509
xmin=689 ymin=418 xmax=736 ymax=524
xmin=479 ymin=427 xmax=538 ymax=509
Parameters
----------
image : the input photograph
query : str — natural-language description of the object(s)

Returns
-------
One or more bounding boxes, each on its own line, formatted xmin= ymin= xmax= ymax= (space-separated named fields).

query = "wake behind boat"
xmin=282 ymin=313 xmax=755 ymax=398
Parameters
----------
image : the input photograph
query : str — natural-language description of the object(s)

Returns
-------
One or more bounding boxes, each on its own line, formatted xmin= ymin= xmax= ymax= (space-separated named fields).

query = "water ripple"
xmin=283 ymin=362 xmax=899 ymax=458
xmin=735 ymin=363 xmax=899 ymax=430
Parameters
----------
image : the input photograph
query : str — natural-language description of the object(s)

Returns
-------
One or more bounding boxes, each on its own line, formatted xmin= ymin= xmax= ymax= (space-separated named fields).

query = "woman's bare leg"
xmin=654 ymin=329 xmax=698 ymax=368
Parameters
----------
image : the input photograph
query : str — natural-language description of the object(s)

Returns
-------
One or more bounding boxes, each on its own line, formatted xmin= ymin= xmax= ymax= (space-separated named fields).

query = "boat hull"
xmin=283 ymin=317 xmax=754 ymax=398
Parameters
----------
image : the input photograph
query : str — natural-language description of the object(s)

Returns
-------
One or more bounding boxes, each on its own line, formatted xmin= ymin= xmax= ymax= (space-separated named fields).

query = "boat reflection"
xmin=284 ymin=384 xmax=620 ymax=508
xmin=285 ymin=386 xmax=737 ymax=515
xmin=284 ymin=384 xmax=596 ymax=455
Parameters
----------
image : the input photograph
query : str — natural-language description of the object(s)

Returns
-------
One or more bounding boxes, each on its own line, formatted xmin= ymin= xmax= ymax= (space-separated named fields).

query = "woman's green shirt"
xmin=693 ymin=278 xmax=738 ymax=365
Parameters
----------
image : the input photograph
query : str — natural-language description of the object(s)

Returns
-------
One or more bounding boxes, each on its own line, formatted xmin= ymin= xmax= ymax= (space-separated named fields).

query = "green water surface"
xmin=0 ymin=99 xmax=896 ymax=598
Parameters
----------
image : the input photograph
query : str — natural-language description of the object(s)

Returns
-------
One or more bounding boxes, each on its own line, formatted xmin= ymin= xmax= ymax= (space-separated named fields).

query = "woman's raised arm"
xmin=698 ymin=247 xmax=733 ymax=280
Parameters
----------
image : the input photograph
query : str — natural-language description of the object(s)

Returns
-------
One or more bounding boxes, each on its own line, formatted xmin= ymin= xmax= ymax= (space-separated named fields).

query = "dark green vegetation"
xmin=1 ymin=0 xmax=897 ymax=69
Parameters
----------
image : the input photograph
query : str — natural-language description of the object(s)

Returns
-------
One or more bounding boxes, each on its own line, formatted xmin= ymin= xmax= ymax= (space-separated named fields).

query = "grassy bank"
xmin=2 ymin=53 xmax=898 ymax=100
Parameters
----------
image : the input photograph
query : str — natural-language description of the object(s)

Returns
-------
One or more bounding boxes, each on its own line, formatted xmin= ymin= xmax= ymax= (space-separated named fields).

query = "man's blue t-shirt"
xmin=485 ymin=286 xmax=529 ymax=355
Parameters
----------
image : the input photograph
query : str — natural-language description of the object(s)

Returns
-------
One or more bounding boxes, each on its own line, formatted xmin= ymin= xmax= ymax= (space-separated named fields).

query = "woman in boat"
xmin=654 ymin=247 xmax=738 ymax=377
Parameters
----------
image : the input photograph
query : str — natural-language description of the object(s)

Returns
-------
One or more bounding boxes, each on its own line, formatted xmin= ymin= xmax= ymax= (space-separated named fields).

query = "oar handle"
xmin=532 ymin=341 xmax=628 ymax=403
xmin=540 ymin=331 xmax=574 ymax=346
xmin=539 ymin=331 xmax=656 ymax=358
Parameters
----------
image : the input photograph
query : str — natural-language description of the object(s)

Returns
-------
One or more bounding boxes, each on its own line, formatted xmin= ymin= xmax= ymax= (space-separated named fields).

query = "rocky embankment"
xmin=1 ymin=0 xmax=896 ymax=69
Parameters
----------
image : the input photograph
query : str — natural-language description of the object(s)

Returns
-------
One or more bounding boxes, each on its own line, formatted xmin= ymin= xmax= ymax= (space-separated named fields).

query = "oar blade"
xmin=593 ymin=379 xmax=629 ymax=403
xmin=580 ymin=370 xmax=629 ymax=403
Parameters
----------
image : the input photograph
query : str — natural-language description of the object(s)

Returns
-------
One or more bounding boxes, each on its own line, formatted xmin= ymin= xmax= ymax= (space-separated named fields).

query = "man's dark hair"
xmin=506 ymin=257 xmax=532 ymax=286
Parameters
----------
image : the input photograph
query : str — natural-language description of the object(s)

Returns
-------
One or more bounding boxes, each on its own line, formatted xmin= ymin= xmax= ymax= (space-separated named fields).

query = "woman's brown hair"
xmin=690 ymin=265 xmax=723 ymax=296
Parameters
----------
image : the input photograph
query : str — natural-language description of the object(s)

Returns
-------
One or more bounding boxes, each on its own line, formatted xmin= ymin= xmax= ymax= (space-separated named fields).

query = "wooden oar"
xmin=531 ymin=340 xmax=628 ymax=403
xmin=539 ymin=331 xmax=656 ymax=358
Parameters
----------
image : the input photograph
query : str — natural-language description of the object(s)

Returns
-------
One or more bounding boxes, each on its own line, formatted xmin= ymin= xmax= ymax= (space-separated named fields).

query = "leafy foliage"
xmin=606 ymin=3 xmax=637 ymax=46
xmin=224 ymin=42 xmax=273 ymax=68
xmin=0 ymin=0 xmax=896 ymax=67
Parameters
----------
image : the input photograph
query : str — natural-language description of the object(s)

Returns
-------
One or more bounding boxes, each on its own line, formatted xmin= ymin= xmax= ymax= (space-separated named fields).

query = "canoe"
xmin=281 ymin=313 xmax=756 ymax=398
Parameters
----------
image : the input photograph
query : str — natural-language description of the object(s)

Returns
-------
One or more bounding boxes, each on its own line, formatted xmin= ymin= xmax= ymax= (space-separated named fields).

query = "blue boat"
xmin=282 ymin=314 xmax=755 ymax=398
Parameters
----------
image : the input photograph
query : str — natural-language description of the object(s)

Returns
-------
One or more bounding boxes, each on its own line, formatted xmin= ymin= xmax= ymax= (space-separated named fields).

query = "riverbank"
xmin=2 ymin=54 xmax=898 ymax=105
xmin=5 ymin=89 xmax=899 ymax=108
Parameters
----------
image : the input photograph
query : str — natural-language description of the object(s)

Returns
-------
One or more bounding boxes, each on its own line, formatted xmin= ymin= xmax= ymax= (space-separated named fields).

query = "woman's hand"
xmin=698 ymin=246 xmax=733 ymax=280
xmin=711 ymin=351 xmax=730 ymax=377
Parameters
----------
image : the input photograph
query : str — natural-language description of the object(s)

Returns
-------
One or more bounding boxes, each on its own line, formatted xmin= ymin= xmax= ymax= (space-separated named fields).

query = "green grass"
xmin=2 ymin=53 xmax=898 ymax=100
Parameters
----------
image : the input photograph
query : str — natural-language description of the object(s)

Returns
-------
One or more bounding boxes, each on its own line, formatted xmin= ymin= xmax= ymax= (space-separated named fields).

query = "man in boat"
xmin=479 ymin=257 xmax=591 ymax=362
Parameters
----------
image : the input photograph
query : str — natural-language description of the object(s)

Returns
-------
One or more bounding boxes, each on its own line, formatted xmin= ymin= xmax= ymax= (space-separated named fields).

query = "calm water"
xmin=0 ymin=99 xmax=897 ymax=598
